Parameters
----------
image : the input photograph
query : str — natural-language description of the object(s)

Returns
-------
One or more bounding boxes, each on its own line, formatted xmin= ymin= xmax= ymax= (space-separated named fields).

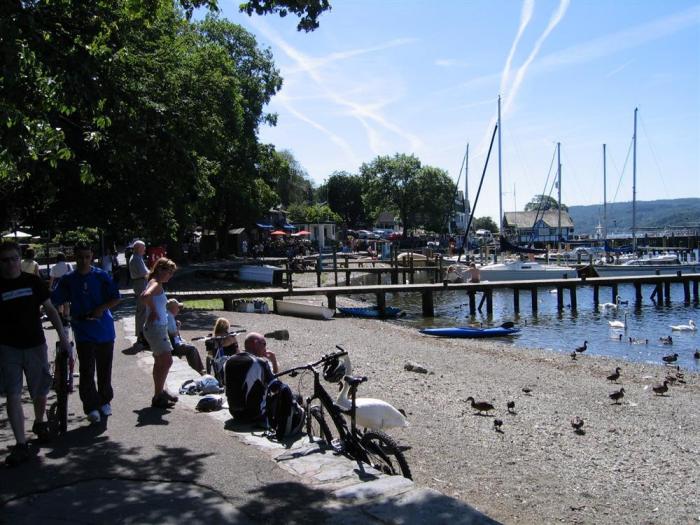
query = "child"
xmin=166 ymin=299 xmax=205 ymax=375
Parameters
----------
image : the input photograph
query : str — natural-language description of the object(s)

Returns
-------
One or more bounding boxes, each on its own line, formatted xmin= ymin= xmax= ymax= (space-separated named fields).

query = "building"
xmin=292 ymin=221 xmax=337 ymax=252
xmin=375 ymin=211 xmax=399 ymax=231
xmin=503 ymin=210 xmax=574 ymax=245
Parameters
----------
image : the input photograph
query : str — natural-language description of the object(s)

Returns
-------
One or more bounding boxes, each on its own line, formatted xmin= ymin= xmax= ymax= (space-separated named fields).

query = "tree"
xmin=287 ymin=203 xmax=340 ymax=224
xmin=239 ymin=0 xmax=331 ymax=31
xmin=473 ymin=216 xmax=499 ymax=233
xmin=525 ymin=194 xmax=568 ymax=212
xmin=325 ymin=171 xmax=366 ymax=227
xmin=413 ymin=166 xmax=455 ymax=232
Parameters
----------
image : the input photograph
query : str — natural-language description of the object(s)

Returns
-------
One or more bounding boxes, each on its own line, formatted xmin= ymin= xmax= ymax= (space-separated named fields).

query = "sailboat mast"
xmin=603 ymin=144 xmax=607 ymax=242
xmin=557 ymin=142 xmax=562 ymax=253
xmin=498 ymin=95 xmax=503 ymax=253
xmin=632 ymin=107 xmax=638 ymax=251
xmin=464 ymin=143 xmax=469 ymax=217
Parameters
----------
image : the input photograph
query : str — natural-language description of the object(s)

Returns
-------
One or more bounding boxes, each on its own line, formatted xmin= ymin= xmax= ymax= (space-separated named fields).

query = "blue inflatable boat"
xmin=338 ymin=306 xmax=404 ymax=319
xmin=419 ymin=325 xmax=520 ymax=338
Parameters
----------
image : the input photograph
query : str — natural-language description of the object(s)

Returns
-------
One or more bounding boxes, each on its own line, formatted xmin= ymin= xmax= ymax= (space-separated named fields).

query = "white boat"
xmin=238 ymin=264 xmax=282 ymax=284
xmin=478 ymin=260 xmax=577 ymax=281
xmin=396 ymin=252 xmax=428 ymax=267
xmin=594 ymin=255 xmax=699 ymax=277
xmin=275 ymin=299 xmax=334 ymax=320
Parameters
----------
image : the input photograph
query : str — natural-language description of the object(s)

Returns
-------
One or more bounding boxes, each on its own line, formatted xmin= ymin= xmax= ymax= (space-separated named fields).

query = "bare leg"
xmin=152 ymin=353 xmax=173 ymax=395
xmin=7 ymin=394 xmax=26 ymax=444
xmin=32 ymin=395 xmax=47 ymax=424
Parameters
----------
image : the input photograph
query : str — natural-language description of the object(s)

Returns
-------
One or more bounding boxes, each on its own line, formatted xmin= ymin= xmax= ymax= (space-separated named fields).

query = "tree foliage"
xmin=473 ymin=216 xmax=499 ymax=233
xmin=239 ymin=0 xmax=331 ymax=31
xmin=325 ymin=171 xmax=366 ymax=226
xmin=287 ymin=203 xmax=340 ymax=224
xmin=525 ymin=194 xmax=568 ymax=212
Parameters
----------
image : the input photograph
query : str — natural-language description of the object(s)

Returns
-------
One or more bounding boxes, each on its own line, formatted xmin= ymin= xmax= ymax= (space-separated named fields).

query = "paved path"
xmin=0 ymin=307 xmax=498 ymax=524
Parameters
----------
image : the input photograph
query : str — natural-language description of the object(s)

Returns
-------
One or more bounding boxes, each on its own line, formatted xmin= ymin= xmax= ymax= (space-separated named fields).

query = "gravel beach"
xmin=179 ymin=304 xmax=699 ymax=525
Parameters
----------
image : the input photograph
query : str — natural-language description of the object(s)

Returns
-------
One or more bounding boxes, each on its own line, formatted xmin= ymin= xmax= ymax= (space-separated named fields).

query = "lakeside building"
xmin=503 ymin=210 xmax=575 ymax=246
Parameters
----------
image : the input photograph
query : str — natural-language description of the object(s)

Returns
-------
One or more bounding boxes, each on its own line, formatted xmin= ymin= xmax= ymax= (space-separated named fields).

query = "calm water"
xmin=351 ymin=273 xmax=700 ymax=370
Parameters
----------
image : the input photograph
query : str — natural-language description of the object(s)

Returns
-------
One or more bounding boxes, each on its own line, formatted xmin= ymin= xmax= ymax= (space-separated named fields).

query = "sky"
xmin=217 ymin=0 xmax=700 ymax=223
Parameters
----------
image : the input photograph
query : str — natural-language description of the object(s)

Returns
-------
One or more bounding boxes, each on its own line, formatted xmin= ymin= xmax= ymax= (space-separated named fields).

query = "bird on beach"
xmin=522 ymin=387 xmax=533 ymax=396
xmin=652 ymin=380 xmax=669 ymax=396
xmin=575 ymin=341 xmax=588 ymax=354
xmin=659 ymin=336 xmax=673 ymax=345
xmin=507 ymin=401 xmax=515 ymax=414
xmin=494 ymin=419 xmax=504 ymax=433
xmin=609 ymin=387 xmax=625 ymax=404
xmin=607 ymin=367 xmax=621 ymax=383
xmin=664 ymin=375 xmax=677 ymax=386
xmin=465 ymin=397 xmax=495 ymax=415
xmin=570 ymin=351 xmax=577 ymax=361
xmin=570 ymin=416 xmax=585 ymax=434
xmin=669 ymin=320 xmax=696 ymax=331
xmin=662 ymin=353 xmax=678 ymax=364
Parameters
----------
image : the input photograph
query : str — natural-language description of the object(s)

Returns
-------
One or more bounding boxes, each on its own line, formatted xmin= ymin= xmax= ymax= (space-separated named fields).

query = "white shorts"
xmin=143 ymin=323 xmax=173 ymax=356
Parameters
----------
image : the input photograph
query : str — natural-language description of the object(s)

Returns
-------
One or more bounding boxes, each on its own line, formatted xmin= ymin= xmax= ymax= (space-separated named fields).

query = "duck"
xmin=575 ymin=341 xmax=588 ymax=354
xmin=694 ymin=350 xmax=700 ymax=359
xmin=664 ymin=375 xmax=677 ymax=386
xmin=616 ymin=296 xmax=629 ymax=306
xmin=609 ymin=387 xmax=625 ymax=404
xmin=669 ymin=320 xmax=696 ymax=331
xmin=607 ymin=367 xmax=621 ymax=383
xmin=659 ymin=335 xmax=673 ymax=345
xmin=570 ymin=351 xmax=577 ymax=361
xmin=506 ymin=401 xmax=515 ymax=414
xmin=661 ymin=353 xmax=678 ymax=364
xmin=609 ymin=313 xmax=627 ymax=329
xmin=335 ymin=355 xmax=409 ymax=430
xmin=570 ymin=416 xmax=584 ymax=433
xmin=521 ymin=387 xmax=533 ymax=396
xmin=652 ymin=380 xmax=669 ymax=396
xmin=493 ymin=419 xmax=504 ymax=432
xmin=465 ymin=396 xmax=495 ymax=415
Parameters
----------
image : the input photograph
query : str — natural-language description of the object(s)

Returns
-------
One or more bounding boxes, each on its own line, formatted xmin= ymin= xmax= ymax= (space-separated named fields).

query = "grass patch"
xmin=183 ymin=299 xmax=224 ymax=310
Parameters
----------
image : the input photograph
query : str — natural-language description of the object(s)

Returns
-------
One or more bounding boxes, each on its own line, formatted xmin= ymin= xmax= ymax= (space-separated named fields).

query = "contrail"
xmin=500 ymin=0 xmax=535 ymax=97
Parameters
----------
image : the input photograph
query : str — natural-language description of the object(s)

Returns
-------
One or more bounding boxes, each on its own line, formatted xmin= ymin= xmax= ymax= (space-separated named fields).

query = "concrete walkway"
xmin=0 ymin=309 xmax=498 ymax=524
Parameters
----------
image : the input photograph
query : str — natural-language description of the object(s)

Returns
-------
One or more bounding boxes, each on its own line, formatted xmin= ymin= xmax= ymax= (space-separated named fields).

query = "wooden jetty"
xmin=169 ymin=272 xmax=700 ymax=317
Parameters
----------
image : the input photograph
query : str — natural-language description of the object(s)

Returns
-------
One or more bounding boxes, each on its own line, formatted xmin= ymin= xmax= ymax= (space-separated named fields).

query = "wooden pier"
xmin=169 ymin=272 xmax=700 ymax=317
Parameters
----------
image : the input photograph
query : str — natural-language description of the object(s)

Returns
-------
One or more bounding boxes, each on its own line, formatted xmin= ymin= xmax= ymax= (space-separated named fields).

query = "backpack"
xmin=265 ymin=379 xmax=305 ymax=440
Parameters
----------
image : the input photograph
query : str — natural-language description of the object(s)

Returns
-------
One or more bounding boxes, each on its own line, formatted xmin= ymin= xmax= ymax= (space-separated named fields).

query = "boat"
xmin=338 ymin=306 xmax=404 ymax=318
xmin=593 ymin=254 xmax=699 ymax=277
xmin=420 ymin=325 xmax=520 ymax=338
xmin=446 ymin=259 xmax=577 ymax=282
xmin=275 ymin=299 xmax=334 ymax=320
xmin=396 ymin=252 xmax=428 ymax=267
xmin=238 ymin=264 xmax=283 ymax=285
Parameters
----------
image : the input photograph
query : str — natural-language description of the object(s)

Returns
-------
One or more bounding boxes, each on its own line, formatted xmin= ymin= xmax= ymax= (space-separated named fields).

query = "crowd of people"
xmin=1 ymin=238 xmax=289 ymax=467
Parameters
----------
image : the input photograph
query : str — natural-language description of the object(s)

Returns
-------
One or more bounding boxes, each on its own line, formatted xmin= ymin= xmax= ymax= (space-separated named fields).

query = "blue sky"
xmin=218 ymin=0 xmax=700 ymax=221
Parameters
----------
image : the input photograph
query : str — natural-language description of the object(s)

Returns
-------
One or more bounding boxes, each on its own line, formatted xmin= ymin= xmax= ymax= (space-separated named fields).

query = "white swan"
xmin=609 ymin=313 xmax=627 ymax=329
xmin=669 ymin=320 xmax=696 ymax=331
xmin=335 ymin=355 xmax=409 ymax=431
xmin=600 ymin=295 xmax=626 ymax=311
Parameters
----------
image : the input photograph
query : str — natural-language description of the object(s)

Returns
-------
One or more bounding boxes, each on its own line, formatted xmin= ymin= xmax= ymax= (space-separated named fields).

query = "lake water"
xmin=351 ymin=273 xmax=700 ymax=370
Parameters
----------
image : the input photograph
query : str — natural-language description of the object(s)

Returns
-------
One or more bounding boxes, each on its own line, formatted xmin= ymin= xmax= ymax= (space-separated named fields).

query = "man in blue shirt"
xmin=52 ymin=242 xmax=120 ymax=424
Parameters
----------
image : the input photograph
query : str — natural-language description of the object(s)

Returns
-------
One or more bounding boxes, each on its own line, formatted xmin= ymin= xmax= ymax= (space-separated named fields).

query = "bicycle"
xmin=48 ymin=316 xmax=74 ymax=435
xmin=275 ymin=346 xmax=412 ymax=479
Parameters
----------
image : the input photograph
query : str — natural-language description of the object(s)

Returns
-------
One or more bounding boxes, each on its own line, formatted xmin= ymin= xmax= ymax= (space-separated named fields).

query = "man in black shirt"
xmin=0 ymin=242 xmax=71 ymax=466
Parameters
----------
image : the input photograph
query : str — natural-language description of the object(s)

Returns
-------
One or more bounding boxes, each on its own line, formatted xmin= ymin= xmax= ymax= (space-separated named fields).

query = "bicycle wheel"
xmin=53 ymin=349 xmax=69 ymax=434
xmin=360 ymin=430 xmax=412 ymax=479
xmin=307 ymin=405 xmax=334 ymax=446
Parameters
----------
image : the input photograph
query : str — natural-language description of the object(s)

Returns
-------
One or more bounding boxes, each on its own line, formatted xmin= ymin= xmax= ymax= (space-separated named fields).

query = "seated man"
xmin=224 ymin=332 xmax=278 ymax=425
xmin=166 ymin=299 xmax=205 ymax=375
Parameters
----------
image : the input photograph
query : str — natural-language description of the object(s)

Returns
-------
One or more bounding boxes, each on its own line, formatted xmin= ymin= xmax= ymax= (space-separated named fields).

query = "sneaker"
xmin=31 ymin=421 xmax=52 ymax=444
xmin=162 ymin=390 xmax=178 ymax=403
xmin=5 ymin=443 xmax=31 ymax=467
xmin=151 ymin=393 xmax=172 ymax=409
xmin=87 ymin=410 xmax=101 ymax=424
xmin=100 ymin=404 xmax=112 ymax=417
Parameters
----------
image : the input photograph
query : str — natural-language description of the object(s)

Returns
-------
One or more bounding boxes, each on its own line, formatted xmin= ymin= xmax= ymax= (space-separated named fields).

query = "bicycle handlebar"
xmin=274 ymin=349 xmax=348 ymax=379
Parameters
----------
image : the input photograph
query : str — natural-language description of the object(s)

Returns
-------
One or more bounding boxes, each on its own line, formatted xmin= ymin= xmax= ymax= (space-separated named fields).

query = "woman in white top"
xmin=49 ymin=252 xmax=73 ymax=290
xmin=140 ymin=257 xmax=178 ymax=408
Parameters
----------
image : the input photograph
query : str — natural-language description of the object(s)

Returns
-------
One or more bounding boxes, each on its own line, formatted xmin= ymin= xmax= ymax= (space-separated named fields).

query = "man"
xmin=52 ymin=242 xmax=120 ymax=424
xmin=165 ymin=299 xmax=205 ymax=375
xmin=128 ymin=240 xmax=149 ymax=347
xmin=224 ymin=332 xmax=278 ymax=424
xmin=0 ymin=241 xmax=71 ymax=466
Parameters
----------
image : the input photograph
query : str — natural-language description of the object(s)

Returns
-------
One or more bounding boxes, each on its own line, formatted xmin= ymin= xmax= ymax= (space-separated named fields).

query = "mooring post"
xmin=693 ymin=280 xmax=698 ymax=302
xmin=333 ymin=250 xmax=338 ymax=286
xmin=438 ymin=255 xmax=443 ymax=282
xmin=376 ymin=292 xmax=386 ymax=316
xmin=557 ymin=287 xmax=564 ymax=311
xmin=569 ymin=286 xmax=577 ymax=311
xmin=377 ymin=272 xmax=382 ymax=285
xmin=513 ymin=289 xmax=520 ymax=313
xmin=611 ymin=284 xmax=618 ymax=303
xmin=635 ymin=283 xmax=642 ymax=303
xmin=409 ymin=254 xmax=415 ymax=284
xmin=316 ymin=253 xmax=322 ymax=287
xmin=485 ymin=289 xmax=493 ymax=315
xmin=531 ymin=288 xmax=538 ymax=313
xmin=421 ymin=291 xmax=434 ymax=317
xmin=223 ymin=297 xmax=234 ymax=311
xmin=468 ymin=290 xmax=476 ymax=315
xmin=327 ymin=293 xmax=336 ymax=310
xmin=664 ymin=281 xmax=671 ymax=304
xmin=593 ymin=285 xmax=599 ymax=306
xmin=683 ymin=280 xmax=690 ymax=303
xmin=345 ymin=270 xmax=351 ymax=286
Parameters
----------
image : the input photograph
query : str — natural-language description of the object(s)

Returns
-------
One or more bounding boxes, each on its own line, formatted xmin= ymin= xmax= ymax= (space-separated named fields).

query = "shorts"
xmin=143 ymin=323 xmax=173 ymax=356
xmin=0 ymin=343 xmax=51 ymax=398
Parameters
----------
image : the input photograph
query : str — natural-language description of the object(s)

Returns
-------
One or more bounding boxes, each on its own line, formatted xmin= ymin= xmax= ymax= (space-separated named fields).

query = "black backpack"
xmin=265 ymin=379 xmax=305 ymax=440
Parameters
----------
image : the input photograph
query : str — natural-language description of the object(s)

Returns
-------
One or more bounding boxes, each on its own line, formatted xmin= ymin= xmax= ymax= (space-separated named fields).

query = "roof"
xmin=504 ymin=210 xmax=574 ymax=229
xmin=376 ymin=211 xmax=396 ymax=223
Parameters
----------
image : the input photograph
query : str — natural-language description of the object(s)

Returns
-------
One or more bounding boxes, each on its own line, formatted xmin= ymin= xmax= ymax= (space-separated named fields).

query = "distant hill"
xmin=567 ymin=198 xmax=700 ymax=235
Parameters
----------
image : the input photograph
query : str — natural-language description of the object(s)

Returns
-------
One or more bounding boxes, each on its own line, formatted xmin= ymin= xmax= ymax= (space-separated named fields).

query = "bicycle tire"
xmin=360 ymin=430 xmax=412 ymax=479
xmin=307 ymin=405 xmax=333 ymax=446
xmin=53 ymin=348 xmax=69 ymax=434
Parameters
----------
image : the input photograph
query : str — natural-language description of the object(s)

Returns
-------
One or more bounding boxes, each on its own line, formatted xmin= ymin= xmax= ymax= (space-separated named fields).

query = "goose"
xmin=652 ymin=380 xmax=669 ymax=396
xmin=607 ymin=367 xmax=621 ymax=383
xmin=616 ymin=295 xmax=629 ymax=306
xmin=609 ymin=387 xmax=625 ymax=404
xmin=609 ymin=313 xmax=627 ymax=329
xmin=570 ymin=416 xmax=584 ymax=433
xmin=575 ymin=341 xmax=588 ymax=354
xmin=669 ymin=320 xmax=696 ymax=331
xmin=335 ymin=355 xmax=408 ymax=430
xmin=661 ymin=353 xmax=678 ymax=364
xmin=465 ymin=396 xmax=495 ymax=415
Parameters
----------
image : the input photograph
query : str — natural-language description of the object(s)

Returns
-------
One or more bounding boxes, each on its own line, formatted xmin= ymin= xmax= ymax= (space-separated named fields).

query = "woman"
xmin=49 ymin=252 xmax=73 ymax=291
xmin=212 ymin=317 xmax=238 ymax=356
xmin=140 ymin=257 xmax=178 ymax=408
xmin=20 ymin=248 xmax=40 ymax=276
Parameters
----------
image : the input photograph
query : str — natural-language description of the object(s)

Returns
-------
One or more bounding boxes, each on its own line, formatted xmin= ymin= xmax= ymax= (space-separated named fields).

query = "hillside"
xmin=567 ymin=198 xmax=700 ymax=235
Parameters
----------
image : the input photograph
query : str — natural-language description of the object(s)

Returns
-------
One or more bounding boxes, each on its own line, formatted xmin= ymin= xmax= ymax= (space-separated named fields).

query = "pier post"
xmin=593 ymin=285 xmax=599 ymax=306
xmin=486 ymin=290 xmax=493 ymax=315
xmin=569 ymin=286 xmax=577 ymax=311
xmin=327 ymin=294 xmax=336 ymax=310
xmin=223 ymin=297 xmax=234 ymax=311
xmin=333 ymin=251 xmax=338 ymax=286
xmin=478 ymin=293 xmax=487 ymax=313
xmin=635 ymin=283 xmax=642 ymax=303
xmin=531 ymin=288 xmax=538 ymax=313
xmin=693 ymin=280 xmax=698 ymax=302
xmin=376 ymin=292 xmax=386 ymax=316
xmin=557 ymin=287 xmax=564 ymax=311
xmin=664 ymin=281 xmax=671 ymax=304
xmin=391 ymin=265 xmax=398 ymax=285
xmin=683 ymin=280 xmax=690 ymax=303
xmin=438 ymin=255 xmax=443 ymax=282
xmin=409 ymin=255 xmax=415 ymax=284
xmin=316 ymin=257 xmax=322 ymax=287
xmin=513 ymin=289 xmax=520 ymax=313
xmin=345 ymin=270 xmax=351 ymax=286
xmin=468 ymin=291 xmax=476 ymax=315
xmin=377 ymin=272 xmax=382 ymax=285
xmin=421 ymin=291 xmax=434 ymax=317
xmin=611 ymin=284 xmax=618 ymax=303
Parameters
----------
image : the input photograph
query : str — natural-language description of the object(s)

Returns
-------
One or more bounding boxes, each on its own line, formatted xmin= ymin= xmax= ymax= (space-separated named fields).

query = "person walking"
xmin=128 ymin=240 xmax=149 ymax=348
xmin=51 ymin=242 xmax=121 ymax=424
xmin=20 ymin=248 xmax=40 ymax=277
xmin=0 ymin=241 xmax=72 ymax=466
xmin=139 ymin=257 xmax=179 ymax=408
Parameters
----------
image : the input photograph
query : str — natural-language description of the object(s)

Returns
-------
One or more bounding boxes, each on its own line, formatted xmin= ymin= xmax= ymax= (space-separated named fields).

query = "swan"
xmin=609 ymin=313 xmax=627 ymax=329
xmin=335 ymin=355 xmax=409 ymax=430
xmin=669 ymin=320 xmax=696 ymax=331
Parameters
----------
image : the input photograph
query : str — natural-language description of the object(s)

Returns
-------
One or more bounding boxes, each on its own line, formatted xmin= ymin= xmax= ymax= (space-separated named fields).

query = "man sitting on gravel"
xmin=224 ymin=332 xmax=278 ymax=425
xmin=166 ymin=299 xmax=205 ymax=375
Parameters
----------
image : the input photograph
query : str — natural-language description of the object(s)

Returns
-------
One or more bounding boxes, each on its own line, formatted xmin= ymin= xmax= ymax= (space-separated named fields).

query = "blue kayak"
xmin=338 ymin=306 xmax=404 ymax=319
xmin=420 ymin=326 xmax=520 ymax=338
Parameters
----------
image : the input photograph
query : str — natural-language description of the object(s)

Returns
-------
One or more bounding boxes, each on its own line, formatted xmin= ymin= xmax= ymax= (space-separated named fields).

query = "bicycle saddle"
xmin=344 ymin=375 xmax=368 ymax=387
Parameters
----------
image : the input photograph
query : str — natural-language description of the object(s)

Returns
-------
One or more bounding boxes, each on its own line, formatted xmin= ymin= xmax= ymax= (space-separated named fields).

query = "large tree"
xmin=525 ymin=194 xmax=568 ymax=212
xmin=239 ymin=0 xmax=331 ymax=31
xmin=325 ymin=171 xmax=366 ymax=227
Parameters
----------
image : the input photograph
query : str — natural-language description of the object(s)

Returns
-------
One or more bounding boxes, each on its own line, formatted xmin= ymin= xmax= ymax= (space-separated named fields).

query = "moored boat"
xmin=593 ymin=254 xmax=699 ymax=277
xmin=275 ymin=300 xmax=334 ymax=320
xmin=420 ymin=325 xmax=520 ymax=338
